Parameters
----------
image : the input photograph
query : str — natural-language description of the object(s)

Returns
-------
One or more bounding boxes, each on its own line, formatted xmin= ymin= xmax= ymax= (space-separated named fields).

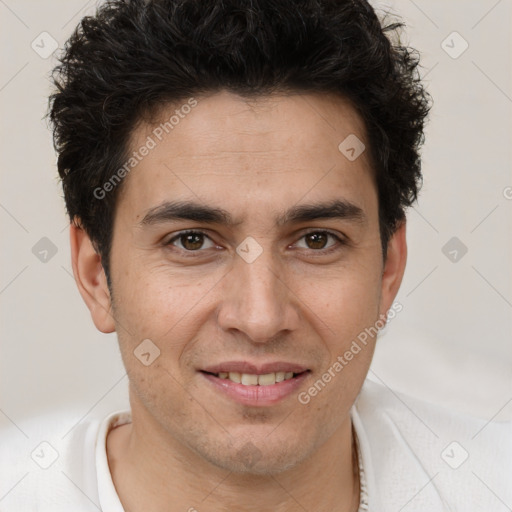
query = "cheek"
xmin=113 ymin=261 xmax=208 ymax=336
xmin=299 ymin=259 xmax=382 ymax=331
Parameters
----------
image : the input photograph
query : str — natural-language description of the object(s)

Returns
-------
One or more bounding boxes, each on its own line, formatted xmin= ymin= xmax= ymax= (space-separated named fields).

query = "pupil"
xmin=183 ymin=233 xmax=203 ymax=250
xmin=307 ymin=233 xmax=327 ymax=249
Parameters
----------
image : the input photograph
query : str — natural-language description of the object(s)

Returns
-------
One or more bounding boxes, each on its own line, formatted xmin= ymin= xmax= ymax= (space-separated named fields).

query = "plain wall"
xmin=1 ymin=0 xmax=511 ymax=432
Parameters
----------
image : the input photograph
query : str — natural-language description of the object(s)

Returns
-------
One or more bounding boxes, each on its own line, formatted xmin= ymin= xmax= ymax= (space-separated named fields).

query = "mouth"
xmin=201 ymin=370 xmax=306 ymax=386
xmin=199 ymin=363 xmax=311 ymax=406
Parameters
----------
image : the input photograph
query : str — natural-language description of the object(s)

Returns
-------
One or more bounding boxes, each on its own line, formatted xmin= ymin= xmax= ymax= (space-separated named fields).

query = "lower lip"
xmin=200 ymin=371 xmax=310 ymax=406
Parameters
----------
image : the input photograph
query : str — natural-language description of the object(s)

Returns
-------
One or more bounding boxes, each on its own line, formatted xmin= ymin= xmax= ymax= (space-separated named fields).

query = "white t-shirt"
xmin=1 ymin=379 xmax=510 ymax=511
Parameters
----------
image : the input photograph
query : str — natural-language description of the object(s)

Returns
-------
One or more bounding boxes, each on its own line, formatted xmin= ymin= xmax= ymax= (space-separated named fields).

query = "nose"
xmin=216 ymin=249 xmax=300 ymax=344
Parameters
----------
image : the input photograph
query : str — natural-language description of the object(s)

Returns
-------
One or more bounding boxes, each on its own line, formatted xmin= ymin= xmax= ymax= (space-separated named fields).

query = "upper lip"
xmin=201 ymin=361 xmax=309 ymax=375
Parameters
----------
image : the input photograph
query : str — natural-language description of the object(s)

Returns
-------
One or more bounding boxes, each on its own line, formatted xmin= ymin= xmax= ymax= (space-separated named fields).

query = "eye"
xmin=165 ymin=229 xmax=345 ymax=256
xmin=294 ymin=231 xmax=344 ymax=251
xmin=167 ymin=230 xmax=216 ymax=251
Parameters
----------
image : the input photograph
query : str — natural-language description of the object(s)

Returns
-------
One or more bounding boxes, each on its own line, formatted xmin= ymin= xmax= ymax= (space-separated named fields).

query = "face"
xmin=77 ymin=90 xmax=406 ymax=475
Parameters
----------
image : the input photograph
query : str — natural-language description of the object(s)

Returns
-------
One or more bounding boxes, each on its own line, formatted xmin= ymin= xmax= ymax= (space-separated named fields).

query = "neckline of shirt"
xmin=95 ymin=406 xmax=373 ymax=511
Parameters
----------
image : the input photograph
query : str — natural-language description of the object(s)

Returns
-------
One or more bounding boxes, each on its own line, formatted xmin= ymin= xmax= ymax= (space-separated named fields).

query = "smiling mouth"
xmin=201 ymin=370 xmax=309 ymax=386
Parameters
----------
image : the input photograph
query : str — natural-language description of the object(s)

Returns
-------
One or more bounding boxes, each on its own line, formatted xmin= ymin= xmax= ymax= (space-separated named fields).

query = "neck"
xmin=107 ymin=395 xmax=360 ymax=512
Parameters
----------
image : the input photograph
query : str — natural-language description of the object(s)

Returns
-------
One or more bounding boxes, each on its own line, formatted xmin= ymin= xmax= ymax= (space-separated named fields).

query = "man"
xmin=1 ymin=0 xmax=510 ymax=510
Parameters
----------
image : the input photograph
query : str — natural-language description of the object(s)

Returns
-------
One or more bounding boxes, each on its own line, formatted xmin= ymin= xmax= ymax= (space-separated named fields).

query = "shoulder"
xmin=355 ymin=378 xmax=512 ymax=444
xmin=353 ymin=378 xmax=512 ymax=512
xmin=0 ymin=407 xmax=126 ymax=511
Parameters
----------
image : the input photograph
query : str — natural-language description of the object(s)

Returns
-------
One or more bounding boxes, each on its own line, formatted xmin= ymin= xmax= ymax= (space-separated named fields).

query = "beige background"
xmin=1 ymin=0 xmax=511 ymax=434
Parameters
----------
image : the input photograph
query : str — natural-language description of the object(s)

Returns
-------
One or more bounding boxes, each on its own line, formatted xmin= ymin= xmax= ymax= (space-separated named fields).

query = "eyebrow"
xmin=139 ymin=199 xmax=366 ymax=227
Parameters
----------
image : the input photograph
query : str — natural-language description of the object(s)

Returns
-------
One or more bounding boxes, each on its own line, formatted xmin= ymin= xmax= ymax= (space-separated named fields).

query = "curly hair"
xmin=48 ymin=0 xmax=431 ymax=283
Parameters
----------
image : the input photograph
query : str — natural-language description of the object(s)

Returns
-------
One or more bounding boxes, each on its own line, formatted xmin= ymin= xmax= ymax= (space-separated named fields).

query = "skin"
xmin=70 ymin=90 xmax=407 ymax=512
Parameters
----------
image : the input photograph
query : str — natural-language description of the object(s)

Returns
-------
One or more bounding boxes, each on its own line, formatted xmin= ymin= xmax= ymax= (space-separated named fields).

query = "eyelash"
xmin=165 ymin=229 xmax=346 ymax=257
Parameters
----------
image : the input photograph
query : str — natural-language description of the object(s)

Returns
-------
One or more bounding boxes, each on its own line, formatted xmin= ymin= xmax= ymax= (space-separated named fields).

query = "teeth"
xmin=258 ymin=373 xmax=276 ymax=386
xmin=228 ymin=372 xmax=241 ymax=383
xmin=241 ymin=373 xmax=258 ymax=385
xmin=217 ymin=371 xmax=298 ymax=385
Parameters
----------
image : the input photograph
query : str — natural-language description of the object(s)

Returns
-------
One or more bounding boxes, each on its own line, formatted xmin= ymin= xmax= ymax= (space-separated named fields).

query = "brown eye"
xmin=304 ymin=232 xmax=329 ymax=249
xmin=296 ymin=231 xmax=341 ymax=251
xmin=180 ymin=233 xmax=204 ymax=250
xmin=168 ymin=231 xmax=215 ymax=251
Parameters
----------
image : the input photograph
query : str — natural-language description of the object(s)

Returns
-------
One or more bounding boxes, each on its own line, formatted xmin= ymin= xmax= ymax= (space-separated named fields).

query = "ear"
xmin=69 ymin=221 xmax=116 ymax=333
xmin=379 ymin=220 xmax=407 ymax=319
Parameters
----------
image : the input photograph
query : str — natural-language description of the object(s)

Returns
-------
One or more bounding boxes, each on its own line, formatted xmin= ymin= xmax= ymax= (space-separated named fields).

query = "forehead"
xmin=118 ymin=90 xmax=376 ymax=223
xmin=138 ymin=91 xmax=369 ymax=159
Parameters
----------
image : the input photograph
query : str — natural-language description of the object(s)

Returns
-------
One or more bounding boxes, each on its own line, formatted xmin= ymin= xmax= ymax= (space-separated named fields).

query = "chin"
xmin=197 ymin=434 xmax=311 ymax=476
xmin=211 ymin=451 xmax=303 ymax=476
